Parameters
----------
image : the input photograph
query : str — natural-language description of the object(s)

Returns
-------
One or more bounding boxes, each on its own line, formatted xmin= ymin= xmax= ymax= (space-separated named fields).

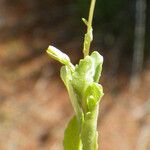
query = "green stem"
xmin=81 ymin=106 xmax=99 ymax=150
xmin=83 ymin=0 xmax=96 ymax=57
xmin=88 ymin=0 xmax=96 ymax=31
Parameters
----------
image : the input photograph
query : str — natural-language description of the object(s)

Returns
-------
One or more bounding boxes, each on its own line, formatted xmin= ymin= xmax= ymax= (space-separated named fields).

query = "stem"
xmin=88 ymin=0 xmax=96 ymax=31
xmin=81 ymin=106 xmax=99 ymax=150
xmin=83 ymin=0 xmax=96 ymax=57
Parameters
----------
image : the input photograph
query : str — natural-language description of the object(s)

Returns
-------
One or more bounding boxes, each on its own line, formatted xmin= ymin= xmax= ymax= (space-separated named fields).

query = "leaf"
xmin=46 ymin=46 xmax=71 ymax=66
xmin=63 ymin=116 xmax=82 ymax=150
xmin=69 ymin=51 xmax=103 ymax=112
xmin=60 ymin=66 xmax=84 ymax=125
xmin=71 ymin=56 xmax=93 ymax=99
xmin=83 ymin=83 xmax=104 ymax=111
xmin=83 ymin=27 xmax=93 ymax=56
xmin=82 ymin=18 xmax=88 ymax=26
xmin=71 ymin=51 xmax=103 ymax=93
xmin=60 ymin=66 xmax=72 ymax=89
xmin=90 ymin=51 xmax=103 ymax=83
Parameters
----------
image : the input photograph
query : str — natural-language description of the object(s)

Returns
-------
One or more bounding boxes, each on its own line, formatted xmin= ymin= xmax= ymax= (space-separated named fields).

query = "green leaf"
xmin=60 ymin=66 xmax=72 ymax=89
xmin=90 ymin=51 xmax=103 ymax=82
xmin=46 ymin=46 xmax=72 ymax=67
xmin=60 ymin=66 xmax=84 ymax=125
xmin=63 ymin=116 xmax=82 ymax=150
xmin=71 ymin=56 xmax=93 ymax=100
xmin=71 ymin=51 xmax=103 ymax=111
xmin=82 ymin=18 xmax=88 ymax=26
xmin=83 ymin=83 xmax=104 ymax=111
xmin=83 ymin=27 xmax=93 ymax=57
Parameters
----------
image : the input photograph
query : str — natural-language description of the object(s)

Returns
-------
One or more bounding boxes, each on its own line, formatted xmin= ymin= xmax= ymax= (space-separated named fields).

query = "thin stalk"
xmin=81 ymin=106 xmax=99 ymax=150
xmin=83 ymin=0 xmax=96 ymax=57
xmin=88 ymin=0 xmax=96 ymax=31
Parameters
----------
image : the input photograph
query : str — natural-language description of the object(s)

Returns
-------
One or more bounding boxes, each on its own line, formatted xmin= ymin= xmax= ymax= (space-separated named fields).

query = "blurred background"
xmin=0 ymin=0 xmax=150 ymax=150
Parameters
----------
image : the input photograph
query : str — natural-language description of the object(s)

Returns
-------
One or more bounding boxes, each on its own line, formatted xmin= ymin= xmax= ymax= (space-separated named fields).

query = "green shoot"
xmin=83 ymin=0 xmax=96 ymax=57
xmin=46 ymin=0 xmax=104 ymax=150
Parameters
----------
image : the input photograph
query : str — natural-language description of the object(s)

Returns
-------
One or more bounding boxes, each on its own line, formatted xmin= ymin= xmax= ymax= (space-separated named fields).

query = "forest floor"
xmin=0 ymin=36 xmax=150 ymax=150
